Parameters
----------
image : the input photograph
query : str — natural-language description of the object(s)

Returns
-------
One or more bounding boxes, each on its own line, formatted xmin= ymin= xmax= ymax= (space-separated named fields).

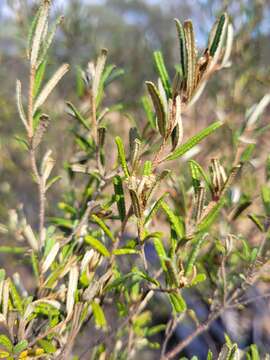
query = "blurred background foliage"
xmin=0 ymin=0 xmax=270 ymax=357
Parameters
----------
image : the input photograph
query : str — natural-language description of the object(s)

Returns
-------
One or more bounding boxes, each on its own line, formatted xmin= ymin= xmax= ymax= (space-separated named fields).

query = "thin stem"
xmin=221 ymin=257 xmax=227 ymax=306
xmin=90 ymin=89 xmax=97 ymax=144
xmin=161 ymin=316 xmax=183 ymax=360
xmin=28 ymin=64 xmax=45 ymax=250
xmin=165 ymin=309 xmax=223 ymax=359
xmin=152 ymin=139 xmax=167 ymax=169
xmin=28 ymin=66 xmax=35 ymax=138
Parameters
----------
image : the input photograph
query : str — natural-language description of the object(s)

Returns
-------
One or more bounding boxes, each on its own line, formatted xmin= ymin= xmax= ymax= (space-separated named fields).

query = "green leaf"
xmin=66 ymin=101 xmax=90 ymax=130
xmin=185 ymin=235 xmax=205 ymax=276
xmin=34 ymin=59 xmax=47 ymax=97
xmin=184 ymin=20 xmax=196 ymax=99
xmin=113 ymin=248 xmax=139 ymax=255
xmin=9 ymin=280 xmax=23 ymax=315
xmin=153 ymin=51 xmax=171 ymax=98
xmin=58 ymin=202 xmax=77 ymax=216
xmin=165 ymin=259 xmax=179 ymax=287
xmin=189 ymin=160 xmax=201 ymax=194
xmin=84 ymin=235 xmax=110 ymax=257
xmin=145 ymin=81 xmax=167 ymax=138
xmin=248 ymin=214 xmax=264 ymax=232
xmin=0 ymin=246 xmax=25 ymax=254
xmin=209 ymin=13 xmax=228 ymax=57
xmin=168 ymin=293 xmax=186 ymax=313
xmin=240 ymin=144 xmax=255 ymax=163
xmin=91 ymin=214 xmax=115 ymax=242
xmin=190 ymin=273 xmax=206 ymax=286
xmin=91 ymin=300 xmax=107 ymax=329
xmin=14 ymin=135 xmax=29 ymax=150
xmin=76 ymin=66 xmax=85 ymax=97
xmin=153 ymin=237 xmax=167 ymax=272
xmin=207 ymin=350 xmax=213 ymax=360
xmin=197 ymin=197 xmax=226 ymax=233
xmin=115 ymin=136 xmax=130 ymax=177
xmin=161 ymin=201 xmax=185 ymax=240
xmin=144 ymin=193 xmax=168 ymax=225
xmin=13 ymin=340 xmax=28 ymax=354
xmin=49 ymin=217 xmax=73 ymax=229
xmin=132 ymin=269 xmax=159 ymax=286
xmin=250 ymin=344 xmax=260 ymax=360
xmin=146 ymin=324 xmax=167 ymax=336
xmin=166 ymin=121 xmax=223 ymax=161
xmin=0 ymin=351 xmax=10 ymax=358
xmin=96 ymin=64 xmax=114 ymax=107
xmin=261 ymin=185 xmax=270 ymax=216
xmin=37 ymin=15 xmax=63 ymax=66
xmin=174 ymin=19 xmax=187 ymax=78
xmin=46 ymin=175 xmax=62 ymax=191
xmin=103 ymin=67 xmax=125 ymax=87
xmin=0 ymin=269 xmax=5 ymax=282
xmin=188 ymin=160 xmax=212 ymax=193
xmin=38 ymin=339 xmax=56 ymax=354
xmin=113 ymin=175 xmax=126 ymax=222
xmin=141 ymin=96 xmax=155 ymax=129
xmin=0 ymin=335 xmax=12 ymax=352
xmin=143 ymin=161 xmax=152 ymax=176
xmin=31 ymin=251 xmax=39 ymax=279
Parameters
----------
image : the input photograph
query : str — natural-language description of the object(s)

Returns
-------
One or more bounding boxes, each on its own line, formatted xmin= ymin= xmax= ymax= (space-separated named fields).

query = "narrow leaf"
xmin=30 ymin=1 xmax=50 ymax=66
xmin=34 ymin=64 xmax=69 ymax=113
xmin=66 ymin=265 xmax=79 ymax=317
xmin=168 ymin=293 xmax=186 ymax=313
xmin=141 ymin=96 xmax=155 ymax=129
xmin=66 ymin=101 xmax=90 ymax=130
xmin=185 ymin=235 xmax=205 ymax=276
xmin=161 ymin=201 xmax=185 ymax=240
xmin=13 ymin=340 xmax=28 ymax=354
xmin=166 ymin=121 xmax=223 ymax=161
xmin=85 ymin=235 xmax=110 ymax=257
xmin=16 ymin=80 xmax=28 ymax=131
xmin=91 ymin=214 xmax=115 ymax=242
xmin=113 ymin=175 xmax=126 ymax=222
xmin=209 ymin=13 xmax=228 ymax=58
xmin=91 ymin=299 xmax=107 ymax=329
xmin=153 ymin=51 xmax=171 ymax=98
xmin=174 ymin=19 xmax=187 ymax=78
xmin=115 ymin=136 xmax=130 ymax=177
xmin=146 ymin=81 xmax=166 ymax=138
xmin=42 ymin=242 xmax=59 ymax=273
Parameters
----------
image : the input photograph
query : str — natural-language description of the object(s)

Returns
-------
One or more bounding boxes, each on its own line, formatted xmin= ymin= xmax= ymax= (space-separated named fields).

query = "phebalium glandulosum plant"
xmin=1 ymin=0 xmax=270 ymax=359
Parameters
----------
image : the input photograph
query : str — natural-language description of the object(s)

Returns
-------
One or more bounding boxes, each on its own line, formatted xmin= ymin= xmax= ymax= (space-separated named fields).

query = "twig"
xmin=164 ymin=309 xmax=223 ymax=359
xmin=160 ymin=314 xmax=184 ymax=359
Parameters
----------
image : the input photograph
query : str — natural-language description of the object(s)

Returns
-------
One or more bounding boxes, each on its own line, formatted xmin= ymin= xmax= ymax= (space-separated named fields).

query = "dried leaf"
xmin=184 ymin=20 xmax=196 ymax=99
xmin=66 ymin=265 xmax=79 ymax=317
xmin=30 ymin=1 xmax=50 ymax=67
xmin=33 ymin=63 xmax=69 ymax=113
xmin=42 ymin=242 xmax=59 ymax=273
xmin=146 ymin=81 xmax=166 ymax=138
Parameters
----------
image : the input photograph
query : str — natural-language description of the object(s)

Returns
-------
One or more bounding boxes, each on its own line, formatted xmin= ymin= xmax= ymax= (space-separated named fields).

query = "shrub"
xmin=1 ymin=1 xmax=270 ymax=359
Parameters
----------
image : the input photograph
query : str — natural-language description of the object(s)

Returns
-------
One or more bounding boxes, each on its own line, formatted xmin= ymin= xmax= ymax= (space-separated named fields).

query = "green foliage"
xmin=166 ymin=121 xmax=223 ymax=161
xmin=1 ymin=2 xmax=270 ymax=359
